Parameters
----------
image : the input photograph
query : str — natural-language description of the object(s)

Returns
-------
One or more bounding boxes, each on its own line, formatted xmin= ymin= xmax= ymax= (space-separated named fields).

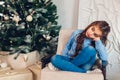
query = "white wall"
xmin=52 ymin=0 xmax=79 ymax=29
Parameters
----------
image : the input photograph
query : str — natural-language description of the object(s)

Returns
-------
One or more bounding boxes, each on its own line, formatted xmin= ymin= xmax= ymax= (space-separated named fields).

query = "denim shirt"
xmin=62 ymin=30 xmax=108 ymax=61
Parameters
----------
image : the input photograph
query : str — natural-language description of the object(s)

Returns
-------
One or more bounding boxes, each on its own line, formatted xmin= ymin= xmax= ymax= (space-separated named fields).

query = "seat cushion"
xmin=41 ymin=67 xmax=104 ymax=80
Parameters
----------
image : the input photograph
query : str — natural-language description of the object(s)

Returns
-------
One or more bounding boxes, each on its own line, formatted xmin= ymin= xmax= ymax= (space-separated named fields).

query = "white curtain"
xmin=78 ymin=0 xmax=120 ymax=80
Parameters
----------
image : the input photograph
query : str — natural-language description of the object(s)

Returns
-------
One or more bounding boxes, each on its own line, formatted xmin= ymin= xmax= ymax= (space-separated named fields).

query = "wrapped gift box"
xmin=0 ymin=69 xmax=33 ymax=80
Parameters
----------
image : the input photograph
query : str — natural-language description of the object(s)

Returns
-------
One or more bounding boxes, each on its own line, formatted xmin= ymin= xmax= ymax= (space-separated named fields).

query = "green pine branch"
xmin=0 ymin=0 xmax=61 ymax=57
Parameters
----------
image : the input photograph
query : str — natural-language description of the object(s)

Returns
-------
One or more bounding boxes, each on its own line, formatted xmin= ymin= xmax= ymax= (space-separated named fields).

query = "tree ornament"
xmin=0 ymin=13 xmax=3 ymax=17
xmin=4 ymin=15 xmax=9 ymax=20
xmin=26 ymin=10 xmax=35 ymax=22
xmin=24 ymin=35 xmax=32 ymax=43
xmin=28 ymin=9 xmax=33 ymax=13
xmin=0 ymin=1 xmax=4 ymax=5
xmin=26 ymin=15 xmax=33 ymax=22
xmin=28 ymin=0 xmax=34 ymax=2
xmin=12 ymin=14 xmax=20 ymax=22
xmin=46 ymin=35 xmax=51 ymax=40
xmin=12 ymin=14 xmax=20 ymax=26
xmin=45 ymin=0 xmax=50 ymax=3
xmin=10 ymin=41 xmax=13 ymax=44
xmin=43 ymin=34 xmax=51 ymax=40
xmin=19 ymin=22 xmax=25 ymax=29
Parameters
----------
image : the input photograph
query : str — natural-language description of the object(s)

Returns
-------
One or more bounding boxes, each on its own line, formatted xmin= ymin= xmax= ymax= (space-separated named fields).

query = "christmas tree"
xmin=0 ymin=0 xmax=61 ymax=58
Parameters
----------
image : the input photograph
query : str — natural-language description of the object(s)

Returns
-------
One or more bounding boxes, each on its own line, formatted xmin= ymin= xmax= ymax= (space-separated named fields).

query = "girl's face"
xmin=85 ymin=26 xmax=102 ymax=40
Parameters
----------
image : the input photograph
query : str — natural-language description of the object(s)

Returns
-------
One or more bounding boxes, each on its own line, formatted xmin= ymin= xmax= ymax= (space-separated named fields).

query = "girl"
xmin=51 ymin=21 xmax=110 ymax=73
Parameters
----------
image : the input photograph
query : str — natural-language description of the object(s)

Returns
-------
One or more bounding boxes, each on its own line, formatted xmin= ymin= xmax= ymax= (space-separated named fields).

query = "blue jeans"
xmin=51 ymin=46 xmax=96 ymax=73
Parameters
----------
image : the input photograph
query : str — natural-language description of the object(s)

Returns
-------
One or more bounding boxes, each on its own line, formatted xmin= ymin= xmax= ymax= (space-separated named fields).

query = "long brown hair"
xmin=73 ymin=21 xmax=110 ymax=57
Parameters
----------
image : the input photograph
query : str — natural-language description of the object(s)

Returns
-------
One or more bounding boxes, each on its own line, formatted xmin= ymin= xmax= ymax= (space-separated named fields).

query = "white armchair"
xmin=41 ymin=29 xmax=106 ymax=80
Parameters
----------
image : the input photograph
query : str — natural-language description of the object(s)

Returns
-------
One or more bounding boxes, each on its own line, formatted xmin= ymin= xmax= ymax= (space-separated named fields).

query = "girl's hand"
xmin=93 ymin=37 xmax=100 ymax=41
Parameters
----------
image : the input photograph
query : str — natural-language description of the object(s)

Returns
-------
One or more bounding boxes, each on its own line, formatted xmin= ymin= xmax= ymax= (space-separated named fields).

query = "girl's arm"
xmin=62 ymin=30 xmax=82 ymax=57
xmin=95 ymin=40 xmax=108 ymax=61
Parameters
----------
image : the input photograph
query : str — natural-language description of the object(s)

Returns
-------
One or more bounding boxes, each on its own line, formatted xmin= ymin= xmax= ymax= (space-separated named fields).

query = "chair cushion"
xmin=56 ymin=29 xmax=75 ymax=54
xmin=41 ymin=66 xmax=104 ymax=80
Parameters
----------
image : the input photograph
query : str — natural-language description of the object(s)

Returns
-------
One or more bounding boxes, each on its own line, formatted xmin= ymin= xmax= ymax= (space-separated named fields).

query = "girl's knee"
xmin=84 ymin=46 xmax=96 ymax=55
xmin=86 ymin=46 xmax=96 ymax=51
xmin=51 ymin=55 xmax=61 ymax=64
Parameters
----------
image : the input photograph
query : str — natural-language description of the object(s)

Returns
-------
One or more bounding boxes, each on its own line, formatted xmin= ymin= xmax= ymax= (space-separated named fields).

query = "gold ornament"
xmin=43 ymin=35 xmax=51 ymax=40
xmin=4 ymin=15 xmax=9 ymax=20
xmin=10 ymin=41 xmax=13 ymax=44
xmin=12 ymin=15 xmax=20 ymax=22
xmin=26 ymin=15 xmax=33 ymax=22
xmin=12 ymin=14 xmax=20 ymax=26
xmin=46 ymin=35 xmax=51 ymax=40
xmin=26 ymin=10 xmax=35 ymax=22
